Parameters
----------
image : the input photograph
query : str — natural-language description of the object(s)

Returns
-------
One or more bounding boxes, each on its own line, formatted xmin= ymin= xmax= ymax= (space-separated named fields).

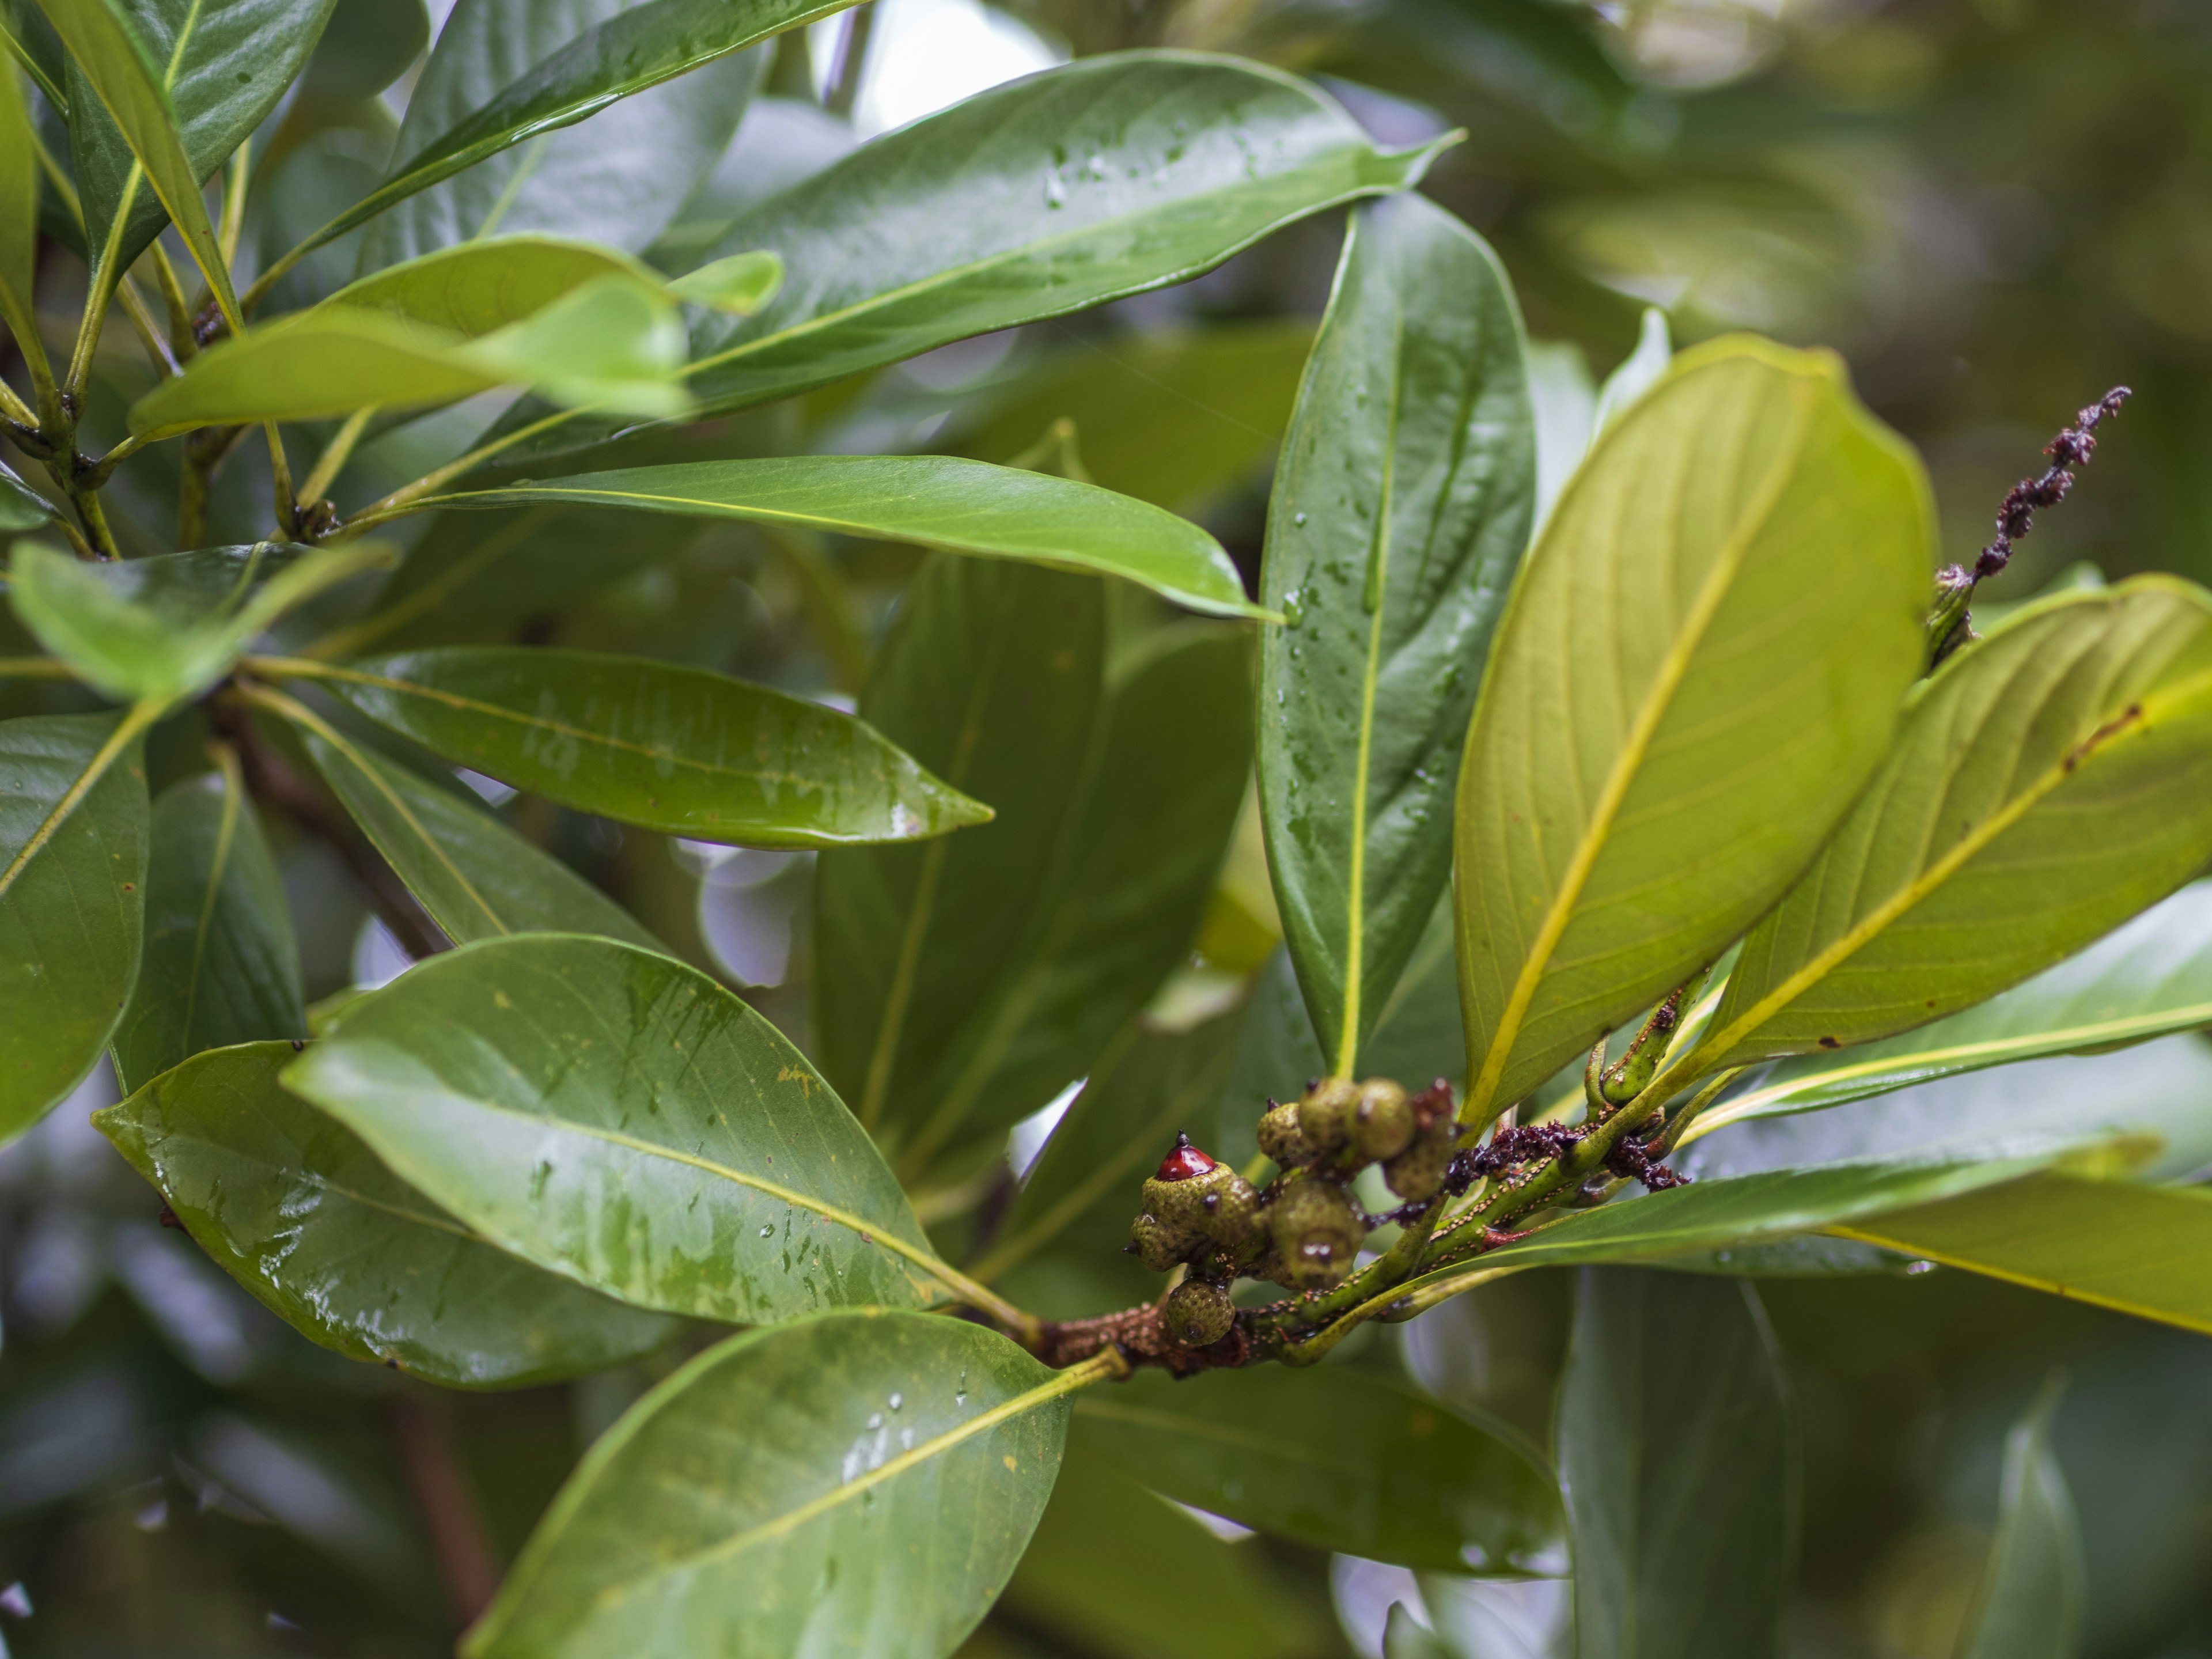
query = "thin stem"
xmin=217 ymin=146 xmax=251 ymax=268
xmin=297 ymin=406 xmax=374 ymax=508
xmin=0 ymin=379 xmax=35 ymax=429
xmin=178 ymin=424 xmax=247 ymax=549
xmin=824 ymin=2 xmax=876 ymax=116
xmin=81 ymin=433 xmax=152 ymax=489
xmin=147 ymin=243 xmax=196 ymax=359
xmin=266 ymin=421 xmax=296 ymax=533
xmin=67 ymin=479 xmax=121 ymax=559
xmin=64 ymin=251 xmax=123 ymax=402
xmin=1275 ymin=1199 xmax=1444 ymax=1366
xmin=339 ymin=405 xmax=585 ymax=534
xmin=0 ymin=657 xmax=77 ymax=679
xmin=116 ymin=276 xmax=181 ymax=376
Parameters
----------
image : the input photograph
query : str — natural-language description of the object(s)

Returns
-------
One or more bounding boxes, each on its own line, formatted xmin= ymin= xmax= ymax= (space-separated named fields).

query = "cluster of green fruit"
xmin=1127 ymin=1077 xmax=1458 ymax=1349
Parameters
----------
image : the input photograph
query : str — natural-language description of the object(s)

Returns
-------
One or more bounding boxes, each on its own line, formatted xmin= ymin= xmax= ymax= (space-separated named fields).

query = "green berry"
xmin=1384 ymin=1118 xmax=1456 ymax=1200
xmin=1129 ymin=1211 xmax=1193 ymax=1272
xmin=1256 ymin=1099 xmax=1314 ymax=1167
xmin=1268 ymin=1175 xmax=1365 ymax=1289
xmin=1351 ymin=1079 xmax=1415 ymax=1162
xmin=1297 ymin=1077 xmax=1361 ymax=1153
xmin=1164 ymin=1280 xmax=1235 ymax=1347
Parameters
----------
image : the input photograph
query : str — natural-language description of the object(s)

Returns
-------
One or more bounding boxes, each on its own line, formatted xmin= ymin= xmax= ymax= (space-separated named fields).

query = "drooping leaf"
xmin=129 ymin=274 xmax=690 ymax=434
xmin=94 ymin=1043 xmax=677 ymax=1387
xmin=1680 ymin=1032 xmax=2212 ymax=1189
xmin=0 ymin=458 xmax=54 ymax=529
xmin=1952 ymin=1381 xmax=2086 ymax=1659
xmin=299 ymin=0 xmax=428 ymax=99
xmin=1675 ymin=578 xmax=2212 ymax=1086
xmin=1069 ymin=1362 xmax=1563 ymax=1574
xmin=946 ymin=320 xmax=1315 ymax=514
xmin=111 ymin=770 xmax=304 ymax=1095
xmin=296 ymin=646 xmax=988 ymax=849
xmin=0 ymin=708 xmax=148 ymax=1139
xmin=37 ymin=0 xmax=271 ymax=315
xmin=422 ymin=457 xmax=1263 ymax=620
xmin=1258 ymin=191 xmax=1534 ymax=1077
xmin=999 ymin=1447 xmax=1314 ymax=1659
xmin=321 ymin=234 xmax=666 ymax=335
xmin=1589 ymin=306 xmax=1671 ymax=437
xmin=483 ymin=51 xmax=1453 ymax=465
xmin=1832 ymin=1174 xmax=2212 ymax=1338
xmin=1556 ymin=1268 xmax=1792 ymax=1659
xmin=663 ymin=247 xmax=782 ymax=315
xmin=0 ymin=54 xmax=44 ymax=388
xmin=1452 ymin=336 xmax=1933 ymax=1123
xmin=293 ymin=725 xmax=661 ymax=949
xmin=271 ymin=0 xmax=833 ymax=278
xmin=815 ymin=561 xmax=1252 ymax=1175
xmin=281 ymin=933 xmax=956 ymax=1322
xmin=461 ymin=1310 xmax=1077 ymax=1659
xmin=7 ymin=539 xmax=391 ymax=699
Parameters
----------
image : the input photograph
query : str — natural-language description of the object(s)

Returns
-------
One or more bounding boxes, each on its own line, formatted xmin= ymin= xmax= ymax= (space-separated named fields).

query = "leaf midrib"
xmin=1465 ymin=378 xmax=1817 ymax=1117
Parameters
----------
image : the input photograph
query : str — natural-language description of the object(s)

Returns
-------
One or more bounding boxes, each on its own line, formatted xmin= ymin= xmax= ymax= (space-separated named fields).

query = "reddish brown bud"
xmin=1154 ymin=1130 xmax=1218 ymax=1183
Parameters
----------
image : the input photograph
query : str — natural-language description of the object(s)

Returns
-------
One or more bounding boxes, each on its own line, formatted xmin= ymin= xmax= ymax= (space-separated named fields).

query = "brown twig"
xmin=387 ymin=1397 xmax=501 ymax=1630
xmin=207 ymin=693 xmax=450 ymax=960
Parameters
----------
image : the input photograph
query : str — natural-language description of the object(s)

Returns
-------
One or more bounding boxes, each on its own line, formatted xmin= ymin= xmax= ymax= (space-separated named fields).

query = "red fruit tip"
xmin=1156 ymin=1130 xmax=1218 ymax=1182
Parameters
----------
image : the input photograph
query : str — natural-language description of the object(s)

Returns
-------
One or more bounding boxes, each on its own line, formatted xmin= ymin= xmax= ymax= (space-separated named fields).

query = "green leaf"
xmin=816 ymin=563 xmax=1253 ymax=1174
xmin=1832 ymin=1174 xmax=2212 ymax=1338
xmin=1684 ymin=880 xmax=2212 ymax=1142
xmin=998 ymin=1446 xmax=1314 ymax=1659
xmin=299 ymin=0 xmax=427 ymax=100
xmin=0 ymin=458 xmax=54 ymax=530
xmin=484 ymin=51 xmax=1453 ymax=465
xmin=293 ymin=724 xmax=662 ymax=950
xmin=462 ymin=1310 xmax=1080 ymax=1659
xmin=1952 ymin=1381 xmax=2085 ymax=1659
xmin=129 ymin=275 xmax=690 ymax=435
xmin=37 ymin=0 xmax=278 ymax=318
xmin=1556 ymin=1269 xmax=1792 ymax=1659
xmin=0 ymin=708 xmax=149 ymax=1139
xmin=1678 ymin=578 xmax=2212 ymax=1084
xmin=1258 ymin=191 xmax=1534 ymax=1077
xmin=1452 ymin=336 xmax=1934 ymax=1123
xmin=1386 ymin=1154 xmax=2080 ymax=1320
xmin=280 ymin=933 xmax=957 ymax=1322
xmin=110 ymin=769 xmax=304 ymax=1094
xmin=7 ymin=539 xmax=391 ymax=699
xmin=1589 ymin=306 xmax=1671 ymax=437
xmin=297 ymin=645 xmax=987 ymax=849
xmin=666 ymin=248 xmax=781 ymax=315
xmin=1069 ymin=1363 xmax=1563 ymax=1574
xmin=94 ymin=1042 xmax=677 ymax=1386
xmin=279 ymin=0 xmax=830 ymax=276
xmin=0 ymin=55 xmax=43 ymax=387
xmin=425 ymin=457 xmax=1263 ymax=620
xmin=321 ymin=234 xmax=666 ymax=335
xmin=947 ymin=320 xmax=1315 ymax=515
xmin=1384 ymin=1605 xmax=1455 ymax=1659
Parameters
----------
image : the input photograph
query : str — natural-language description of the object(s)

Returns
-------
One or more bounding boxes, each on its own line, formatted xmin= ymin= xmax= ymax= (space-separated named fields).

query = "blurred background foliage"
xmin=5 ymin=0 xmax=2212 ymax=1655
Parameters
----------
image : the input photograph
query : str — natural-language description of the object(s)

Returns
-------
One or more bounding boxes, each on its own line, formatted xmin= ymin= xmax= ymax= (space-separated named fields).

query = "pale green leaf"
xmin=666 ymin=248 xmax=781 ymax=315
xmin=95 ymin=1042 xmax=678 ymax=1387
xmin=321 ymin=234 xmax=665 ymax=335
xmin=281 ymin=933 xmax=958 ymax=1323
xmin=423 ymin=456 xmax=1263 ymax=620
xmin=0 ymin=459 xmax=52 ymax=530
xmin=1453 ymin=336 xmax=1934 ymax=1123
xmin=1557 ymin=1269 xmax=1791 ymax=1659
xmin=1589 ymin=307 xmax=1670 ymax=437
xmin=462 ymin=1311 xmax=1079 ymax=1659
xmin=1258 ymin=191 xmax=1533 ymax=1075
xmin=1952 ymin=1381 xmax=2085 ymax=1659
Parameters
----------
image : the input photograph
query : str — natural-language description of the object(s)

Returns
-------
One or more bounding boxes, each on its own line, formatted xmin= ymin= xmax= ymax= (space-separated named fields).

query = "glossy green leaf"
xmin=281 ymin=933 xmax=956 ymax=1322
xmin=130 ymin=276 xmax=689 ymax=435
xmin=1387 ymin=1154 xmax=2075 ymax=1320
xmin=1833 ymin=1174 xmax=2212 ymax=1338
xmin=94 ymin=1043 xmax=677 ymax=1387
xmin=277 ymin=0 xmax=831 ymax=275
xmin=816 ymin=562 xmax=1252 ymax=1175
xmin=1452 ymin=336 xmax=1934 ymax=1123
xmin=0 ymin=55 xmax=41 ymax=385
xmin=426 ymin=457 xmax=1262 ymax=620
xmin=999 ymin=1447 xmax=1312 ymax=1659
xmin=1556 ymin=1268 xmax=1792 ymax=1659
xmin=322 ymin=234 xmax=665 ymax=335
xmin=1953 ymin=1382 xmax=2085 ymax=1659
xmin=8 ymin=539 xmax=390 ymax=699
xmin=1680 ymin=1030 xmax=2212 ymax=1188
xmin=1685 ymin=881 xmax=2212 ymax=1142
xmin=294 ymin=725 xmax=661 ymax=949
xmin=484 ymin=52 xmax=1452 ymax=464
xmin=1069 ymin=1362 xmax=1563 ymax=1574
xmin=300 ymin=0 xmax=427 ymax=99
xmin=666 ymin=248 xmax=781 ymax=315
xmin=1678 ymin=578 xmax=2212 ymax=1084
xmin=463 ymin=1310 xmax=1078 ymax=1659
xmin=1259 ymin=191 xmax=1533 ymax=1077
xmin=0 ymin=709 xmax=148 ymax=1139
xmin=0 ymin=458 xmax=54 ymax=530
xmin=300 ymin=645 xmax=987 ymax=849
xmin=111 ymin=771 xmax=304 ymax=1095
xmin=947 ymin=320 xmax=1315 ymax=514
xmin=37 ymin=0 xmax=268 ymax=317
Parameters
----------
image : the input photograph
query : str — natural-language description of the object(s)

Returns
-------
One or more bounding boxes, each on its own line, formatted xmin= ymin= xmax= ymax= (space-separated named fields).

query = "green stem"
xmin=338 ymin=405 xmax=586 ymax=535
xmin=297 ymin=406 xmax=374 ymax=509
xmin=1272 ymin=1198 xmax=1444 ymax=1365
